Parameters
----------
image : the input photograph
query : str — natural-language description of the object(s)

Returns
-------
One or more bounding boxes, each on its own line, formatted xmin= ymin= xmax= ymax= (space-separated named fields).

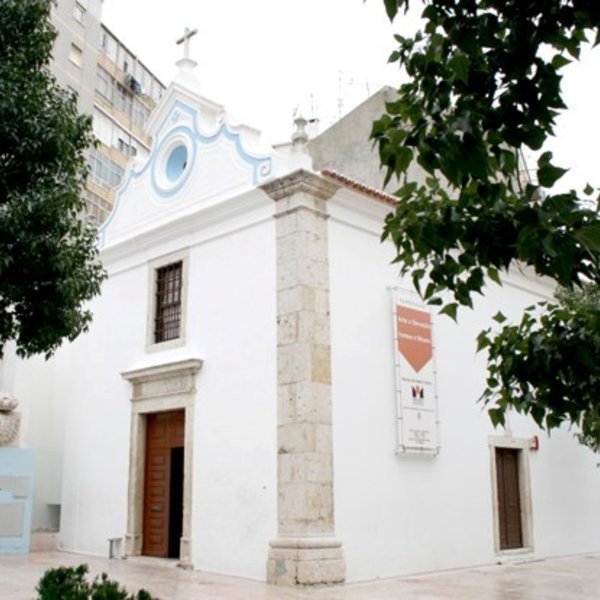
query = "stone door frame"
xmin=122 ymin=358 xmax=202 ymax=568
xmin=488 ymin=435 xmax=534 ymax=556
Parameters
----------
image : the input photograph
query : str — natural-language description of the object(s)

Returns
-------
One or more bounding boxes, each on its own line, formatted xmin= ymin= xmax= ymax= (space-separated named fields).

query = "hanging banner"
xmin=392 ymin=291 xmax=440 ymax=455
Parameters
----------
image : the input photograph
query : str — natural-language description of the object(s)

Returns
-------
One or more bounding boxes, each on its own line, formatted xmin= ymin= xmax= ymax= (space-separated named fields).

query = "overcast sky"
xmin=102 ymin=0 xmax=407 ymax=144
xmin=102 ymin=0 xmax=599 ymax=193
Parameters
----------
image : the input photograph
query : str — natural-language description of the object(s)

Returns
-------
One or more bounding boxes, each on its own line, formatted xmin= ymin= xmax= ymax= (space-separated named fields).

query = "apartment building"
xmin=49 ymin=0 xmax=165 ymax=225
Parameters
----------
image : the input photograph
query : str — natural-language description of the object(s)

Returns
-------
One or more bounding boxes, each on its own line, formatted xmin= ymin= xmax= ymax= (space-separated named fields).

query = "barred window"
xmin=154 ymin=262 xmax=183 ymax=344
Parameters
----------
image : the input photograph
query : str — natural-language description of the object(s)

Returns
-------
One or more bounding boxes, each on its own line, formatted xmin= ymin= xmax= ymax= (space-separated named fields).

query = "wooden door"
xmin=143 ymin=410 xmax=185 ymax=558
xmin=496 ymin=448 xmax=523 ymax=550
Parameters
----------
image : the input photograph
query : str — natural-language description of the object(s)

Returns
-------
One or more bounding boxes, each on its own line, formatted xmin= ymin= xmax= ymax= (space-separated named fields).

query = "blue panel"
xmin=0 ymin=448 xmax=34 ymax=554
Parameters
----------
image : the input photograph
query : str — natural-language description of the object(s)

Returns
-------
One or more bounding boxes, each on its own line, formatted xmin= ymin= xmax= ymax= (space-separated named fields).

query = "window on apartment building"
xmin=118 ymin=137 xmax=137 ymax=157
xmin=140 ymin=67 xmax=150 ymax=94
xmin=132 ymin=99 xmax=150 ymax=128
xmin=83 ymin=190 xmax=112 ymax=226
xmin=115 ymin=83 xmax=133 ymax=114
xmin=69 ymin=43 xmax=83 ymax=67
xmin=122 ymin=50 xmax=133 ymax=74
xmin=96 ymin=67 xmax=114 ymax=103
xmin=101 ymin=30 xmax=118 ymax=63
xmin=154 ymin=262 xmax=183 ymax=344
xmin=88 ymin=149 xmax=124 ymax=189
xmin=92 ymin=110 xmax=112 ymax=146
xmin=73 ymin=2 xmax=85 ymax=23
xmin=92 ymin=109 xmax=146 ymax=158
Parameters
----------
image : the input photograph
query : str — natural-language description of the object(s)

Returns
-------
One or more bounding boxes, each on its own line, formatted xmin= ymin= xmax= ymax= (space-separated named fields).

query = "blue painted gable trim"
xmin=98 ymin=99 xmax=272 ymax=247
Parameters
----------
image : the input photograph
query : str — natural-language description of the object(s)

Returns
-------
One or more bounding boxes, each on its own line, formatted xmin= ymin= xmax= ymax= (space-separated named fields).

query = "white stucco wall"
xmin=327 ymin=189 xmax=600 ymax=582
xmin=9 ymin=190 xmax=277 ymax=579
xmin=186 ymin=208 xmax=277 ymax=579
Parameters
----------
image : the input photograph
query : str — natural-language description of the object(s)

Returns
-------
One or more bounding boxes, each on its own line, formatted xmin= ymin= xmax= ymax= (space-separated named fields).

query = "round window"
xmin=166 ymin=145 xmax=188 ymax=182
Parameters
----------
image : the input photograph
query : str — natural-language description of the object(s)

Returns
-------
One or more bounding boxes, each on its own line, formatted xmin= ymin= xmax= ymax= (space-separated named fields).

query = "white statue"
xmin=0 ymin=392 xmax=21 ymax=446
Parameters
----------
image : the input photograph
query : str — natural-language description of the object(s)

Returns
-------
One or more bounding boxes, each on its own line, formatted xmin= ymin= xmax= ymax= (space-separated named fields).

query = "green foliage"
xmin=479 ymin=287 xmax=600 ymax=452
xmin=37 ymin=565 xmax=90 ymax=600
xmin=0 ymin=0 xmax=105 ymax=358
xmin=36 ymin=564 xmax=160 ymax=600
xmin=374 ymin=0 xmax=600 ymax=448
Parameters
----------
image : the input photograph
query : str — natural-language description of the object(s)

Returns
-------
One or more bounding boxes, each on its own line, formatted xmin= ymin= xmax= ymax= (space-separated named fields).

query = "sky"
xmin=102 ymin=0 xmax=600 ymax=193
xmin=102 ymin=0 xmax=412 ymax=145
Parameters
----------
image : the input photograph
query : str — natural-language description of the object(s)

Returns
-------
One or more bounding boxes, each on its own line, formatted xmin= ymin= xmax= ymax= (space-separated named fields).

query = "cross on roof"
xmin=176 ymin=27 xmax=198 ymax=60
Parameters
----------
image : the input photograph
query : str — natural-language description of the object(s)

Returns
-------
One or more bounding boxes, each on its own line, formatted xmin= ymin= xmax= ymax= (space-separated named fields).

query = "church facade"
xmin=3 ymin=58 xmax=600 ymax=585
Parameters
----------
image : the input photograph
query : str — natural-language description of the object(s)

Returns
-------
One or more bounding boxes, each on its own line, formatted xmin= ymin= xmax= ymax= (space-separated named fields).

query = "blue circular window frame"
xmin=151 ymin=130 xmax=195 ymax=199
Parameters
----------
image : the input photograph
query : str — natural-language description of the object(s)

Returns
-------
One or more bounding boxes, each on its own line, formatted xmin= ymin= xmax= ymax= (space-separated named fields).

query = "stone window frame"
xmin=121 ymin=358 xmax=202 ymax=568
xmin=488 ymin=435 xmax=535 ymax=556
xmin=146 ymin=250 xmax=189 ymax=353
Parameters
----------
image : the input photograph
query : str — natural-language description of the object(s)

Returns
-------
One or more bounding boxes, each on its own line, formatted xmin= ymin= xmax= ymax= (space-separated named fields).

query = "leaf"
xmin=575 ymin=222 xmax=600 ymax=252
xmin=531 ymin=405 xmax=546 ymax=427
xmin=487 ymin=267 xmax=502 ymax=286
xmin=383 ymin=0 xmax=400 ymax=21
xmin=449 ymin=53 xmax=470 ymax=83
xmin=396 ymin=146 xmax=414 ymax=174
xmin=492 ymin=311 xmax=507 ymax=324
xmin=584 ymin=183 xmax=594 ymax=196
xmin=397 ymin=181 xmax=418 ymax=198
xmin=522 ymin=126 xmax=546 ymax=150
xmin=439 ymin=302 xmax=458 ymax=321
xmin=488 ymin=408 xmax=505 ymax=427
xmin=476 ymin=330 xmax=490 ymax=352
xmin=551 ymin=54 xmax=571 ymax=69
xmin=537 ymin=151 xmax=553 ymax=167
xmin=538 ymin=164 xmax=568 ymax=188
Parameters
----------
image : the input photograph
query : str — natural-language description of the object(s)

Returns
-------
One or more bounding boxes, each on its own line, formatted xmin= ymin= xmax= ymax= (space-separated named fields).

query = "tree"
xmin=0 ymin=0 xmax=104 ymax=358
xmin=373 ymin=0 xmax=600 ymax=449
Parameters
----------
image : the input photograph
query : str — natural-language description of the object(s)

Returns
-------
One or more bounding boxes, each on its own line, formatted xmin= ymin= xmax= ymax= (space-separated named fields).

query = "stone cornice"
xmin=121 ymin=358 xmax=203 ymax=384
xmin=261 ymin=169 xmax=340 ymax=202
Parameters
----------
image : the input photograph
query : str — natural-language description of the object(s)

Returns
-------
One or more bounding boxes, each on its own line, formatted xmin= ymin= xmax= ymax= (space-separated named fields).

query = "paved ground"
xmin=1 ymin=551 xmax=599 ymax=599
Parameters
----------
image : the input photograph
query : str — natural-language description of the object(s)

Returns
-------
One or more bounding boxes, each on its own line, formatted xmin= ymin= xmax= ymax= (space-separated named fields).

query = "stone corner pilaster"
xmin=260 ymin=169 xmax=340 ymax=202
xmin=267 ymin=537 xmax=345 ymax=586
xmin=268 ymin=162 xmax=346 ymax=585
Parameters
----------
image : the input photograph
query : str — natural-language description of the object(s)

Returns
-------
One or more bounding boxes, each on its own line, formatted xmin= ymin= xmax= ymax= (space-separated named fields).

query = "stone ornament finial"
xmin=289 ymin=114 xmax=313 ymax=170
xmin=292 ymin=114 xmax=309 ymax=147
xmin=0 ymin=392 xmax=21 ymax=447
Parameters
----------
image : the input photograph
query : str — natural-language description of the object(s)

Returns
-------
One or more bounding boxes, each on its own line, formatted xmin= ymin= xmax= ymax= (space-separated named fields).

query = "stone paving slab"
xmin=0 ymin=551 xmax=599 ymax=599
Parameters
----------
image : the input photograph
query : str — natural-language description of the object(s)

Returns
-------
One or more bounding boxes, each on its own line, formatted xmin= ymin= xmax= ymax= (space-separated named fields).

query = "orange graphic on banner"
xmin=396 ymin=305 xmax=432 ymax=373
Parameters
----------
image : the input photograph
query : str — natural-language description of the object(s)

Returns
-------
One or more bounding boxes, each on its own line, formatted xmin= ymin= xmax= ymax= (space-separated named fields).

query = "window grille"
xmin=154 ymin=262 xmax=183 ymax=343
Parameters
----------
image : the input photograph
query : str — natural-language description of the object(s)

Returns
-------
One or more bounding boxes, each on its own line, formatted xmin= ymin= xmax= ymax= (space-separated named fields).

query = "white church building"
xmin=2 ymin=53 xmax=600 ymax=585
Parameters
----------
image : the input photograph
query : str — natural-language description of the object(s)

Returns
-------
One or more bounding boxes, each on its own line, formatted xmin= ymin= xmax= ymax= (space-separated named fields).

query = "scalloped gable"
xmin=98 ymin=75 xmax=272 ymax=250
